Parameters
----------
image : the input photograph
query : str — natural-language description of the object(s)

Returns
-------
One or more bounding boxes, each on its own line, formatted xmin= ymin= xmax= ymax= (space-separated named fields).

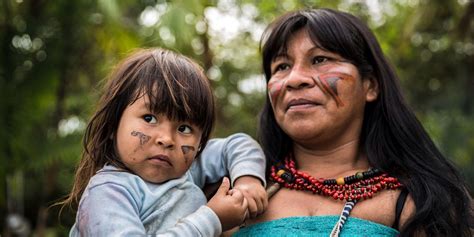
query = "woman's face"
xmin=268 ymin=29 xmax=378 ymax=148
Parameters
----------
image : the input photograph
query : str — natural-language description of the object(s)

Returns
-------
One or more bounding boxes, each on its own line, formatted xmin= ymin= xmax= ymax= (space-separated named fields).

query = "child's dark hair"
xmin=61 ymin=48 xmax=215 ymax=209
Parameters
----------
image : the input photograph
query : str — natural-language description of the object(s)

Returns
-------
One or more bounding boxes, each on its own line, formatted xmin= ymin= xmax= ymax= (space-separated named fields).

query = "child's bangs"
xmin=132 ymin=55 xmax=213 ymax=130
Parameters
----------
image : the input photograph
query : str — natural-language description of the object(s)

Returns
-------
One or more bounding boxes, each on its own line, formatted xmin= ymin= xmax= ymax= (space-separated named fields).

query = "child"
xmin=63 ymin=48 xmax=267 ymax=236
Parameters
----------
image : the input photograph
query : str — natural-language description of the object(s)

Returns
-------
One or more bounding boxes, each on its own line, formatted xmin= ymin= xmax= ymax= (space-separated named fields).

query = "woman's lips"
xmin=286 ymin=98 xmax=321 ymax=111
xmin=148 ymin=155 xmax=172 ymax=166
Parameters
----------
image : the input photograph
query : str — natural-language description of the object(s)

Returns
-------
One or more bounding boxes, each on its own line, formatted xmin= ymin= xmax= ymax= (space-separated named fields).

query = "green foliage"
xmin=1 ymin=0 xmax=473 ymax=235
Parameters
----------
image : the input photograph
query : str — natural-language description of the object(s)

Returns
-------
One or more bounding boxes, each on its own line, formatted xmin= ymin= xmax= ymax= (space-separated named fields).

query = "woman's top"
xmin=233 ymin=186 xmax=408 ymax=237
xmin=69 ymin=133 xmax=266 ymax=237
xmin=233 ymin=215 xmax=399 ymax=237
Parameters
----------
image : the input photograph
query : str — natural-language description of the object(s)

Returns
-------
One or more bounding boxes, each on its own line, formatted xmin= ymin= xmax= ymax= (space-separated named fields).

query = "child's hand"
xmin=233 ymin=176 xmax=268 ymax=219
xmin=207 ymin=177 xmax=248 ymax=231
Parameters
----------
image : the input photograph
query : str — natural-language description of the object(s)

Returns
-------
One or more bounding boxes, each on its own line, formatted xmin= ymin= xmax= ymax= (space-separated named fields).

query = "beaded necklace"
xmin=269 ymin=153 xmax=403 ymax=202
xmin=266 ymin=154 xmax=403 ymax=237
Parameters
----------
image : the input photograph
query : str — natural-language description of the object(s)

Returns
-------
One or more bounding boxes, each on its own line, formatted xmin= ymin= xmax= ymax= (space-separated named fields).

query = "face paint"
xmin=268 ymin=79 xmax=285 ymax=106
xmin=313 ymin=73 xmax=351 ymax=107
xmin=181 ymin=145 xmax=195 ymax=164
xmin=181 ymin=145 xmax=195 ymax=155
xmin=268 ymin=80 xmax=283 ymax=106
xmin=131 ymin=130 xmax=151 ymax=151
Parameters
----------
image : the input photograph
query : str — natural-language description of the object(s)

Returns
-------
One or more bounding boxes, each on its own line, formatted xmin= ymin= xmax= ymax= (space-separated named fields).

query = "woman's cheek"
xmin=268 ymin=79 xmax=285 ymax=107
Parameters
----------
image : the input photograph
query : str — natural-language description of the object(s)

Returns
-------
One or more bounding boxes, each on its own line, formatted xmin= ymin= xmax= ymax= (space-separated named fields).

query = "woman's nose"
xmin=285 ymin=66 xmax=315 ymax=90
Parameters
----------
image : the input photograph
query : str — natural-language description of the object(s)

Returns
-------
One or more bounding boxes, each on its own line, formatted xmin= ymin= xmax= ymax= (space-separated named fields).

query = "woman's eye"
xmin=143 ymin=114 xmax=157 ymax=124
xmin=313 ymin=56 xmax=329 ymax=64
xmin=272 ymin=63 xmax=290 ymax=74
xmin=178 ymin=125 xmax=192 ymax=134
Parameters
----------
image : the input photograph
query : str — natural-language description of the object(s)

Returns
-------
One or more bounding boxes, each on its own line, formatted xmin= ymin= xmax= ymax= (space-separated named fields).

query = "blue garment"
xmin=233 ymin=216 xmax=399 ymax=237
xmin=70 ymin=133 xmax=266 ymax=237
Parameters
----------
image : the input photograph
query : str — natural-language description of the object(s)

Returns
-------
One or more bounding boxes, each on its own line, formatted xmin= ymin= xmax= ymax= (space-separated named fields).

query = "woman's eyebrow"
xmin=272 ymin=45 xmax=324 ymax=62
xmin=272 ymin=53 xmax=288 ymax=62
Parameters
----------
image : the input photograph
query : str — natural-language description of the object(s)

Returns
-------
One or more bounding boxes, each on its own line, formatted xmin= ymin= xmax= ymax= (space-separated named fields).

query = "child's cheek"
xmin=181 ymin=145 xmax=196 ymax=164
xmin=131 ymin=130 xmax=151 ymax=152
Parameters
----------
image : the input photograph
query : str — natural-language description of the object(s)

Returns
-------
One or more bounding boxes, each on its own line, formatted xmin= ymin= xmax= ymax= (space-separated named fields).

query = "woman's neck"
xmin=292 ymin=139 xmax=370 ymax=179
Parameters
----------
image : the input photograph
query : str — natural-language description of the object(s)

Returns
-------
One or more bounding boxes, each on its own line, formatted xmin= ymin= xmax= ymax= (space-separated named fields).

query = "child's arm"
xmin=233 ymin=175 xmax=268 ymax=219
xmin=71 ymin=176 xmax=225 ymax=237
xmin=71 ymin=182 xmax=147 ymax=236
xmin=190 ymin=133 xmax=267 ymax=218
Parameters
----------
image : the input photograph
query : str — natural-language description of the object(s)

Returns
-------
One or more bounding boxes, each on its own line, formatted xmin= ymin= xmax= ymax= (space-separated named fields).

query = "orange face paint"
xmin=314 ymin=73 xmax=354 ymax=107
xmin=268 ymin=79 xmax=285 ymax=106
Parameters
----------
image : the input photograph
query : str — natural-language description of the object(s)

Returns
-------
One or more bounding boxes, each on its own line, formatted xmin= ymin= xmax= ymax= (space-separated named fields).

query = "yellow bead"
xmin=277 ymin=169 xmax=286 ymax=177
xmin=336 ymin=177 xmax=345 ymax=185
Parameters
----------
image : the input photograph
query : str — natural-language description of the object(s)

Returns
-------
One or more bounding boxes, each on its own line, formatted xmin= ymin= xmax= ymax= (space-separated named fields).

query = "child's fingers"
xmin=247 ymin=198 xmax=258 ymax=219
xmin=230 ymin=189 xmax=244 ymax=201
xmin=262 ymin=193 xmax=269 ymax=211
xmin=242 ymin=195 xmax=248 ymax=210
xmin=257 ymin=192 xmax=268 ymax=214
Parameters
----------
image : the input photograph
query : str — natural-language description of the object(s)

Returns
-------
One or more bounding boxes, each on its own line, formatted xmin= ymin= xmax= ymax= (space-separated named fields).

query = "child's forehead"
xmin=129 ymin=95 xmax=197 ymax=123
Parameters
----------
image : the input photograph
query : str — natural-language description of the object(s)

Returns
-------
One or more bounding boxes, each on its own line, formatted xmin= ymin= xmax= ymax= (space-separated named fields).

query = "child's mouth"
xmin=148 ymin=155 xmax=172 ymax=167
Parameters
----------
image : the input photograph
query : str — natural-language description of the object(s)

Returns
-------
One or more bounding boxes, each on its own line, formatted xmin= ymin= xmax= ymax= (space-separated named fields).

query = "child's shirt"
xmin=69 ymin=133 xmax=265 ymax=237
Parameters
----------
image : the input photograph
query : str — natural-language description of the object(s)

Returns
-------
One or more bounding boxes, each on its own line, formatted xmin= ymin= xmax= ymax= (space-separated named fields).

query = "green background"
xmin=1 ymin=0 xmax=473 ymax=235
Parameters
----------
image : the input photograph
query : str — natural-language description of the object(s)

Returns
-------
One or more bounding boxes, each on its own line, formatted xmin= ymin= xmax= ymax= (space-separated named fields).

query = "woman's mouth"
xmin=286 ymin=98 xmax=321 ymax=111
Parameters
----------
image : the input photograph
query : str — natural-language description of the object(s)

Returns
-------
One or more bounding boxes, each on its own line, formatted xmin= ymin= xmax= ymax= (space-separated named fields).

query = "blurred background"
xmin=1 ymin=0 xmax=473 ymax=236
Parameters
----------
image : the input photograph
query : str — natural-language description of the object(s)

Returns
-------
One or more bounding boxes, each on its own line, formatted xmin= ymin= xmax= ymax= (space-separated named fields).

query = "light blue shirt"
xmin=70 ymin=133 xmax=266 ymax=237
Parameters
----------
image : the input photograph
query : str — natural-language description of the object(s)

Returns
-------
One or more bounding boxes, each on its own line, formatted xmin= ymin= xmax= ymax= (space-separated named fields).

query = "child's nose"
xmin=155 ymin=133 xmax=174 ymax=148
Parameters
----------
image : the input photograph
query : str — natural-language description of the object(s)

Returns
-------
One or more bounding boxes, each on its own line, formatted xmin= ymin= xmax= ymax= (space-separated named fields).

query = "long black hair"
xmin=258 ymin=8 xmax=473 ymax=236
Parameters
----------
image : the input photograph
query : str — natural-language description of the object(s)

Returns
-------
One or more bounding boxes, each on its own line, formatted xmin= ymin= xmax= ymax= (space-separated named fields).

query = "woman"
xmin=235 ymin=8 xmax=473 ymax=236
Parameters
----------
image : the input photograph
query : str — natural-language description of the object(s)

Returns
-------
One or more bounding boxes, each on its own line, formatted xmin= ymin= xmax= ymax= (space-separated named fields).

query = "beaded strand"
xmin=270 ymin=154 xmax=402 ymax=202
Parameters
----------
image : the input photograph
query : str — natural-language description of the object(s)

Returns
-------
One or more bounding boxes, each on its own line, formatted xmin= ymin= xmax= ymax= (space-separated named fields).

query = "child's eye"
xmin=312 ymin=56 xmax=330 ymax=65
xmin=178 ymin=125 xmax=192 ymax=134
xmin=143 ymin=114 xmax=157 ymax=124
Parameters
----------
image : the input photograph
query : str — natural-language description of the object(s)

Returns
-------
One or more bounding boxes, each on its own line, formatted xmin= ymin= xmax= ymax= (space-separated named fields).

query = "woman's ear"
xmin=364 ymin=76 xmax=379 ymax=102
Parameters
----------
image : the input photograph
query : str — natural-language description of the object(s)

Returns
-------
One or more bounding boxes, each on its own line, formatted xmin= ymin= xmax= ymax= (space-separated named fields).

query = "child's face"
xmin=115 ymin=95 xmax=203 ymax=184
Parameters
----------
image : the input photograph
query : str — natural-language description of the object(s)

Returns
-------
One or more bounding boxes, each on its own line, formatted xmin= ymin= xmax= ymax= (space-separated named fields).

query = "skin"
xmin=116 ymin=96 xmax=203 ymax=184
xmin=131 ymin=130 xmax=151 ymax=152
xmin=116 ymin=95 xmax=263 ymax=231
xmin=249 ymin=29 xmax=415 ymax=229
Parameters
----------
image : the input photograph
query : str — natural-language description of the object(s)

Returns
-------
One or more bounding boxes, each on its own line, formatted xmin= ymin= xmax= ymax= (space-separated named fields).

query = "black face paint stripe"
xmin=181 ymin=145 xmax=195 ymax=155
xmin=131 ymin=131 xmax=151 ymax=145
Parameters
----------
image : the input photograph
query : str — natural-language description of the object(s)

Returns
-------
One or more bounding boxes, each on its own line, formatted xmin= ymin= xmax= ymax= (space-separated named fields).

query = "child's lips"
xmin=148 ymin=155 xmax=172 ymax=167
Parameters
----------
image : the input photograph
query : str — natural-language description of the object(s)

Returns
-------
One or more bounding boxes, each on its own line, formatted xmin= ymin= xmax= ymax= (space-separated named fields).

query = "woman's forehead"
xmin=274 ymin=28 xmax=323 ymax=54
